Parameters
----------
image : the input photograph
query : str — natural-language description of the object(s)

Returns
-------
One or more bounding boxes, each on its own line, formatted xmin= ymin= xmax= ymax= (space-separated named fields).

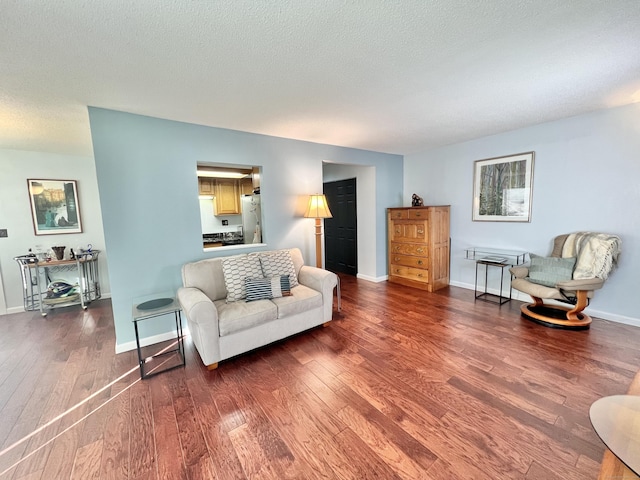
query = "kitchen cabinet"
xmin=387 ymin=206 xmax=450 ymax=292
xmin=240 ymin=177 xmax=253 ymax=195
xmin=214 ymin=179 xmax=241 ymax=215
xmin=198 ymin=178 xmax=214 ymax=195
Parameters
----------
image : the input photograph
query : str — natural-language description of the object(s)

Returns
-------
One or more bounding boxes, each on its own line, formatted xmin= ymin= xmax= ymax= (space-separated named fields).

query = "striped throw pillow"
xmin=245 ymin=276 xmax=291 ymax=302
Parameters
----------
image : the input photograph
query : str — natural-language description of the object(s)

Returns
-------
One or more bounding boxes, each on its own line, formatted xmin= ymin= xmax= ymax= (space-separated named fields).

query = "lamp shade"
xmin=304 ymin=194 xmax=333 ymax=219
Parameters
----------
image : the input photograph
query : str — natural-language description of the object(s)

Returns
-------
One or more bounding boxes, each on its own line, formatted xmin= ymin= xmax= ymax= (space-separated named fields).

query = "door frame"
xmin=0 ymin=262 xmax=7 ymax=315
xmin=322 ymin=162 xmax=377 ymax=280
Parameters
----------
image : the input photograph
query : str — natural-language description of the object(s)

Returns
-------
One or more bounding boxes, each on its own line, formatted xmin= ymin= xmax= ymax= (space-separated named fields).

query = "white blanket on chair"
xmin=562 ymin=232 xmax=621 ymax=280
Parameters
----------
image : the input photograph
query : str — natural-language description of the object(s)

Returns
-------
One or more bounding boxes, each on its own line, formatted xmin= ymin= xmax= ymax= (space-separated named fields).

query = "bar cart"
xmin=14 ymin=250 xmax=101 ymax=316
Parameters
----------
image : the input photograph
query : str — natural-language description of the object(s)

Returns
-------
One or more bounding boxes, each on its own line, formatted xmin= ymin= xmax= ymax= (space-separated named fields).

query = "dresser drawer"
xmin=390 ymin=222 xmax=427 ymax=243
xmin=388 ymin=209 xmax=408 ymax=220
xmin=390 ymin=253 xmax=428 ymax=269
xmin=389 ymin=265 xmax=429 ymax=283
xmin=407 ymin=209 xmax=428 ymax=220
xmin=390 ymin=242 xmax=428 ymax=257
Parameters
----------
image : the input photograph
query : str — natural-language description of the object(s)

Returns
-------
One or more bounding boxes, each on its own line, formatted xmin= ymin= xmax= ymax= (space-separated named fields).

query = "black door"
xmin=323 ymin=178 xmax=357 ymax=276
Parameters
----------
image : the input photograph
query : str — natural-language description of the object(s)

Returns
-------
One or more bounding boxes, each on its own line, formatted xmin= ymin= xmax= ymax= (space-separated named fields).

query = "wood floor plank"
xmin=269 ymin=386 xmax=372 ymax=480
xmin=185 ymin=374 xmax=247 ymax=480
xmin=39 ymin=369 xmax=97 ymax=480
xmin=70 ymin=439 xmax=102 ymax=480
xmin=335 ymin=404 xmax=431 ymax=480
xmin=148 ymin=374 xmax=188 ymax=480
xmin=128 ymin=380 xmax=155 ymax=479
xmin=167 ymin=377 xmax=214 ymax=479
xmin=227 ymin=423 xmax=280 ymax=480
xmin=100 ymin=378 xmax=131 ymax=480
xmin=1 ymin=280 xmax=639 ymax=478
xmin=10 ymin=345 xmax=90 ymax=479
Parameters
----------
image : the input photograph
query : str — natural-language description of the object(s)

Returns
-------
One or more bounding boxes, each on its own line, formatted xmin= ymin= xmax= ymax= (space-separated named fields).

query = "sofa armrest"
xmin=177 ymin=286 xmax=221 ymax=367
xmin=177 ymin=287 xmax=219 ymax=327
xmin=510 ymin=266 xmax=529 ymax=279
xmin=556 ymin=278 xmax=605 ymax=291
xmin=298 ymin=266 xmax=338 ymax=321
xmin=298 ymin=266 xmax=337 ymax=294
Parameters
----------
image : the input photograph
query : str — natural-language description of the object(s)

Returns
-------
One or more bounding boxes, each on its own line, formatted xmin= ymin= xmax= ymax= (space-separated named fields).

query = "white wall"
xmin=89 ymin=108 xmax=403 ymax=350
xmin=0 ymin=148 xmax=111 ymax=313
xmin=322 ymin=162 xmax=379 ymax=281
xmin=404 ymin=103 xmax=640 ymax=325
xmin=199 ymin=198 xmax=242 ymax=234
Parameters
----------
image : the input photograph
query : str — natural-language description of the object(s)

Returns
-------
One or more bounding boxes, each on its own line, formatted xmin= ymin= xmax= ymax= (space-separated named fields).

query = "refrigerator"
xmin=241 ymin=194 xmax=262 ymax=244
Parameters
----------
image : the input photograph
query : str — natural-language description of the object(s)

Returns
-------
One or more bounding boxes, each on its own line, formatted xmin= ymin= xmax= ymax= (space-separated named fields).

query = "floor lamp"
xmin=304 ymin=194 xmax=333 ymax=268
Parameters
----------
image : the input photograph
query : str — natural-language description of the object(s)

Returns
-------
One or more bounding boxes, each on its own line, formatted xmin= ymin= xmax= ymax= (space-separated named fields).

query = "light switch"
xmin=0 ymin=229 xmax=7 ymax=238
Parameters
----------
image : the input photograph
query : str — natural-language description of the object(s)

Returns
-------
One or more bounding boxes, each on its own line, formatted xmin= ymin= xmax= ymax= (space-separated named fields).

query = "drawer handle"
xmin=418 ymin=273 xmax=423 ymax=277
xmin=395 ymin=257 xmax=400 ymax=261
xmin=417 ymin=248 xmax=424 ymax=253
xmin=395 ymin=227 xmax=401 ymax=234
xmin=415 ymin=213 xmax=422 ymax=217
xmin=417 ymin=260 xmax=423 ymax=265
xmin=417 ymin=229 xmax=424 ymax=234
xmin=393 ymin=247 xmax=400 ymax=252
xmin=395 ymin=269 xmax=401 ymax=273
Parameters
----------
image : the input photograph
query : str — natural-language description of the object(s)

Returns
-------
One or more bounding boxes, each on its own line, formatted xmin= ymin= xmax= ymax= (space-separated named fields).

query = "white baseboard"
xmin=6 ymin=306 xmax=25 ymax=315
xmin=582 ymin=310 xmax=640 ymax=328
xmin=115 ymin=327 xmax=190 ymax=354
xmin=357 ymin=273 xmax=388 ymax=283
xmin=448 ymin=280 xmax=640 ymax=326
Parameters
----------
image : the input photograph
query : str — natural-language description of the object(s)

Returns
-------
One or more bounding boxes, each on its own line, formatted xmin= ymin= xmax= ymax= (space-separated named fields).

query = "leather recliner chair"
xmin=510 ymin=232 xmax=621 ymax=330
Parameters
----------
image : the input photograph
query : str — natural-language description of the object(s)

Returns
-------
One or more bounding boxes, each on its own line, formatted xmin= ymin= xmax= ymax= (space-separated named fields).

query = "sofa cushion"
xmin=222 ymin=254 xmax=263 ymax=302
xmin=258 ymin=250 xmax=299 ymax=287
xmin=181 ymin=257 xmax=227 ymax=302
xmin=245 ymin=276 xmax=291 ymax=302
xmin=215 ymin=299 xmax=278 ymax=336
xmin=271 ymin=284 xmax=322 ymax=319
xmin=527 ymin=253 xmax=576 ymax=288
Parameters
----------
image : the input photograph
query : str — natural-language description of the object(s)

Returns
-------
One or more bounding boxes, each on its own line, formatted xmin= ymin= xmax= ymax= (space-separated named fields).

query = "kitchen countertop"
xmin=203 ymin=232 xmax=244 ymax=247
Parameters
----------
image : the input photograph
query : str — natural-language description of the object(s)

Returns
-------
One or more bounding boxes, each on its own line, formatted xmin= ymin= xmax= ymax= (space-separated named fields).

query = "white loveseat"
xmin=177 ymin=248 xmax=338 ymax=369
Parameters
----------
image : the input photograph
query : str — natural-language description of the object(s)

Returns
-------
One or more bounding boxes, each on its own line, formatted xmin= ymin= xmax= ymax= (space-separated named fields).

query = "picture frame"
xmin=27 ymin=179 xmax=83 ymax=235
xmin=472 ymin=152 xmax=534 ymax=222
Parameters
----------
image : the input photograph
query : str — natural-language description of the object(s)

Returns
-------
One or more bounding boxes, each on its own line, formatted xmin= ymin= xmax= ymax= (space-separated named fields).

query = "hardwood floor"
xmin=1 ymin=275 xmax=639 ymax=479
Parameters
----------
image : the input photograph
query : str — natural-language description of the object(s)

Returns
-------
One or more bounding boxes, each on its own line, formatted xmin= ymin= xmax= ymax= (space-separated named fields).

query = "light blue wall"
xmin=404 ymin=103 xmax=640 ymax=324
xmin=89 ymin=108 xmax=402 ymax=349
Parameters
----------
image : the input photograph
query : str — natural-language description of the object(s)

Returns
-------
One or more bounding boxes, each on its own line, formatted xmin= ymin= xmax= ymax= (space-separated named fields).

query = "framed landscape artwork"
xmin=27 ymin=179 xmax=83 ymax=235
xmin=472 ymin=152 xmax=535 ymax=222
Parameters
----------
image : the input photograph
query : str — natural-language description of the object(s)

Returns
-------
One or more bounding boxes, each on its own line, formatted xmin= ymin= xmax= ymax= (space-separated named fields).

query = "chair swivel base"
xmin=520 ymin=303 xmax=592 ymax=330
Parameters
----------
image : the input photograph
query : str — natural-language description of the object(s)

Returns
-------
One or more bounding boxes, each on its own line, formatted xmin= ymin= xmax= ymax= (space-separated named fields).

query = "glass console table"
xmin=465 ymin=247 xmax=528 ymax=305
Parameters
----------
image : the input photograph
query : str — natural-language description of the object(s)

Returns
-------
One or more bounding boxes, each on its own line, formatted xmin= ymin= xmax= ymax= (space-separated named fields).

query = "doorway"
xmin=323 ymin=178 xmax=357 ymax=276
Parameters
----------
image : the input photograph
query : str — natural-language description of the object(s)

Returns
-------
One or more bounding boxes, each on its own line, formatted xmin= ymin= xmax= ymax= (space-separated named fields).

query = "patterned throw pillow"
xmin=245 ymin=276 xmax=292 ymax=302
xmin=221 ymin=255 xmax=263 ymax=302
xmin=258 ymin=250 xmax=299 ymax=287
xmin=527 ymin=253 xmax=576 ymax=288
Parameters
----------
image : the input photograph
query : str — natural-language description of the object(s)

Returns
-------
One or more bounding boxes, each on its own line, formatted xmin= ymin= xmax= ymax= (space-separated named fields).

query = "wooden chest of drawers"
xmin=387 ymin=206 xmax=450 ymax=292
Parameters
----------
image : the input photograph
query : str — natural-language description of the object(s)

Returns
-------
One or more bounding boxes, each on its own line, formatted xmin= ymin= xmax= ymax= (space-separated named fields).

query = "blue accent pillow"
xmin=245 ymin=275 xmax=291 ymax=302
xmin=527 ymin=254 xmax=576 ymax=288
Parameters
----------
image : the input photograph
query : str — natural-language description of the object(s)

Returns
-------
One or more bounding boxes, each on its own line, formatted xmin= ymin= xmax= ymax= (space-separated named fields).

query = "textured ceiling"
xmin=1 ymin=0 xmax=640 ymax=157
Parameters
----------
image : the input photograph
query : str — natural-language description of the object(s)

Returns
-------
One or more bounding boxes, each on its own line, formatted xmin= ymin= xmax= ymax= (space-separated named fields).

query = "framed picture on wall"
xmin=472 ymin=152 xmax=535 ymax=222
xmin=27 ymin=179 xmax=83 ymax=235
